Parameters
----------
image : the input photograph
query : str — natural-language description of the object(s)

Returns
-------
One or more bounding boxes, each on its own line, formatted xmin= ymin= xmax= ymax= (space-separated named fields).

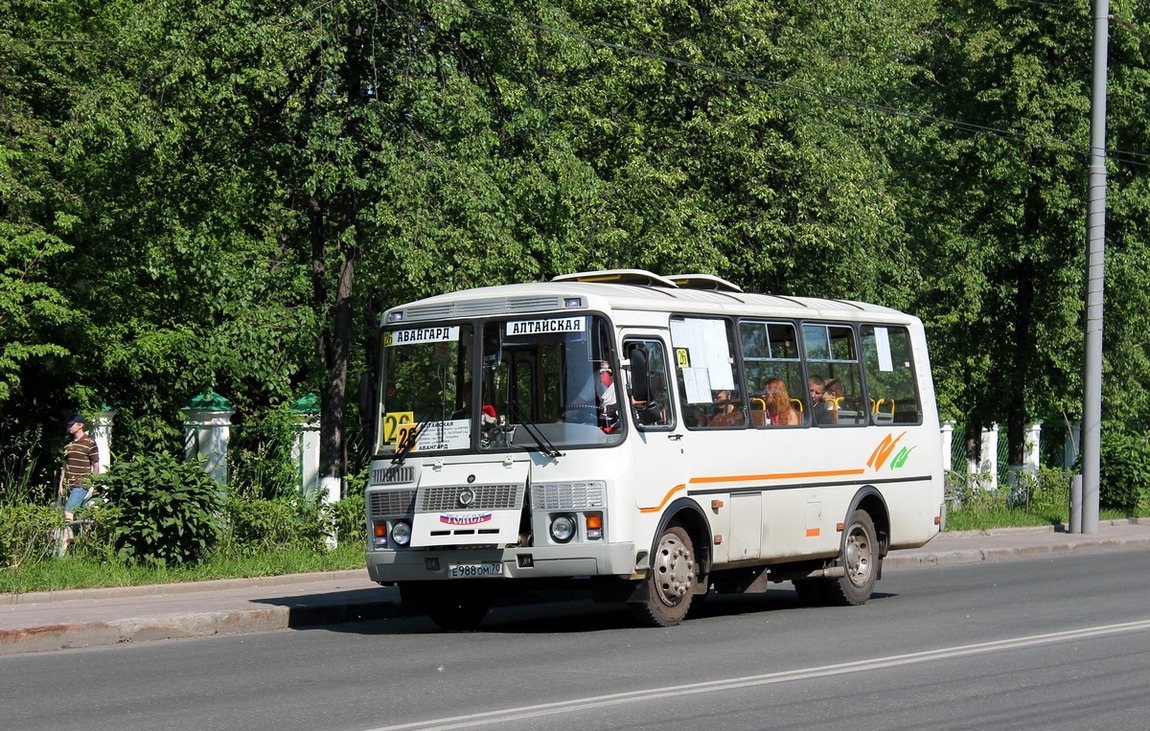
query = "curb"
xmin=885 ymin=534 xmax=1150 ymax=568
xmin=0 ymin=597 xmax=405 ymax=656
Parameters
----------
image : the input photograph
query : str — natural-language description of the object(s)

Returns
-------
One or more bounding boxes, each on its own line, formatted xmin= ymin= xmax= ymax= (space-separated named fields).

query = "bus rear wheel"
xmin=823 ymin=509 xmax=879 ymax=606
xmin=630 ymin=525 xmax=696 ymax=627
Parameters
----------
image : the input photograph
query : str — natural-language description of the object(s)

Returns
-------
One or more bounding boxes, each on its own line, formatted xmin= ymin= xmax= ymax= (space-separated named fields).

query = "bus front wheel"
xmin=630 ymin=525 xmax=697 ymax=627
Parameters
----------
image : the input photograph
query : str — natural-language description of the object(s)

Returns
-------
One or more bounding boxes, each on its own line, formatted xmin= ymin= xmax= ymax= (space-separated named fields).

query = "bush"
xmin=0 ymin=503 xmax=65 ymax=568
xmin=1098 ymin=430 xmax=1150 ymax=514
xmin=221 ymin=496 xmax=326 ymax=554
xmin=91 ymin=453 xmax=224 ymax=566
xmin=1007 ymin=467 xmax=1071 ymax=515
xmin=331 ymin=493 xmax=366 ymax=546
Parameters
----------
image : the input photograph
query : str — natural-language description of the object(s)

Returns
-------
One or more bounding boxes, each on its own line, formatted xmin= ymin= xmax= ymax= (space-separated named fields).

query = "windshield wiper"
xmin=504 ymin=401 xmax=563 ymax=459
xmin=391 ymin=418 xmax=428 ymax=466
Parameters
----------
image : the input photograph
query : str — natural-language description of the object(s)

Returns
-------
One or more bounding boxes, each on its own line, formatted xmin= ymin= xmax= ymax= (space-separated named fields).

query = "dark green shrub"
xmin=222 ymin=496 xmax=325 ymax=553
xmin=92 ymin=453 xmax=224 ymax=566
xmin=0 ymin=504 xmax=64 ymax=568
xmin=331 ymin=493 xmax=366 ymax=546
xmin=1007 ymin=467 xmax=1071 ymax=515
xmin=227 ymin=409 xmax=302 ymax=502
xmin=1097 ymin=430 xmax=1150 ymax=514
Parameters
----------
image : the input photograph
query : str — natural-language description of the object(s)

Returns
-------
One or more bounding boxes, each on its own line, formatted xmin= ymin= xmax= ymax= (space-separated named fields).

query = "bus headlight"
xmin=549 ymin=514 xmax=577 ymax=543
xmin=391 ymin=520 xmax=412 ymax=547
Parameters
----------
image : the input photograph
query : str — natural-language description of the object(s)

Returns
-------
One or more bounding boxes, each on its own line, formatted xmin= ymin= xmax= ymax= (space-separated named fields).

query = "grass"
xmin=944 ymin=506 xmax=1132 ymax=532
xmin=0 ymin=542 xmax=366 ymax=595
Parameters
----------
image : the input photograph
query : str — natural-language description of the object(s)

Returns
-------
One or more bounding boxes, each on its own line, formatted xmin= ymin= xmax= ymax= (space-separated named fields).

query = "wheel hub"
xmin=654 ymin=533 xmax=694 ymax=605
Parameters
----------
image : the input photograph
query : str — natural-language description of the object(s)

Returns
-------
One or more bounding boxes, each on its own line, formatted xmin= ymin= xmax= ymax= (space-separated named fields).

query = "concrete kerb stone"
xmin=0 ymin=597 xmax=407 ymax=656
xmin=0 ymin=608 xmax=291 ymax=655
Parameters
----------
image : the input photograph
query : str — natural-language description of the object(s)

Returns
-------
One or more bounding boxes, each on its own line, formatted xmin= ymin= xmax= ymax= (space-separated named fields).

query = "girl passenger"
xmin=763 ymin=378 xmax=800 ymax=426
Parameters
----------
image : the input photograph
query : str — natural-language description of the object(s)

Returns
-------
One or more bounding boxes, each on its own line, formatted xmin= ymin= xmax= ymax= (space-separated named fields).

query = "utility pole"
xmin=1079 ymin=0 xmax=1109 ymax=534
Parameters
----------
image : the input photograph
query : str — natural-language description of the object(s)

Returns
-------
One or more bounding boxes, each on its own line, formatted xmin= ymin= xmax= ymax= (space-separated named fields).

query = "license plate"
xmin=448 ymin=562 xmax=504 ymax=578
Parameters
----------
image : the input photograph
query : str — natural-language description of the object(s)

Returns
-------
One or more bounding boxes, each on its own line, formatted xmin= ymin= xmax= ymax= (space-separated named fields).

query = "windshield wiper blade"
xmin=391 ymin=418 xmax=429 ymax=466
xmin=504 ymin=401 xmax=563 ymax=459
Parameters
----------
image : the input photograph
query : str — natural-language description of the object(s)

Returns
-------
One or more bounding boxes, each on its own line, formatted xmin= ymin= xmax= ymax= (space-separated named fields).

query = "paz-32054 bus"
xmin=365 ymin=270 xmax=944 ymax=630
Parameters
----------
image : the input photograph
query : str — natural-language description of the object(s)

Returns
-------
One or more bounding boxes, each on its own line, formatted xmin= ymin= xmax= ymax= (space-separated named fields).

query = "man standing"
xmin=59 ymin=413 xmax=100 ymax=521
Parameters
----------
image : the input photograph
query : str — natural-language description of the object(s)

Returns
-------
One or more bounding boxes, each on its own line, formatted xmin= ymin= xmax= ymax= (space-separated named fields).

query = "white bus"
xmin=365 ymin=270 xmax=944 ymax=629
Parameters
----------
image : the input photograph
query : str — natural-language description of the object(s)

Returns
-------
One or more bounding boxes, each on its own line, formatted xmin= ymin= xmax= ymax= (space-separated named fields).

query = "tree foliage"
xmin=2 ymin=0 xmax=1150 ymax=485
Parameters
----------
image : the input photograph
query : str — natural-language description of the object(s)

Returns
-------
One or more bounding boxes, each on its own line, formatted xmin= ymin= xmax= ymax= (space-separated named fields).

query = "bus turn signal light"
xmin=586 ymin=513 xmax=603 ymax=540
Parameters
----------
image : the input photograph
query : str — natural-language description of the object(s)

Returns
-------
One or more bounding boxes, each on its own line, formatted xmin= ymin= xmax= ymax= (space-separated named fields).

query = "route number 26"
xmin=383 ymin=411 xmax=414 ymax=444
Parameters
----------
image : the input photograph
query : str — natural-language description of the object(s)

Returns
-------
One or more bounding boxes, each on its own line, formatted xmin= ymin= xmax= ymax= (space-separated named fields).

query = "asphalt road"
xmin=4 ymin=549 xmax=1149 ymax=731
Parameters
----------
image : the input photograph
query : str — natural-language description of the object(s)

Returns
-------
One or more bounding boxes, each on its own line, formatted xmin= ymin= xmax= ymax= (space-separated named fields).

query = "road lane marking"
xmin=366 ymin=618 xmax=1150 ymax=731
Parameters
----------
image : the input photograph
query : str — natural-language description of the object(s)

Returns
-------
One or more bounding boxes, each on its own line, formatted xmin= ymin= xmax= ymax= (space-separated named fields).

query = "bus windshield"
xmin=378 ymin=315 xmax=623 ymax=457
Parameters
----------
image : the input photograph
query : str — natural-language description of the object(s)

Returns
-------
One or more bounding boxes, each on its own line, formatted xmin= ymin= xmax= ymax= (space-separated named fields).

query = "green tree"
xmin=908 ymin=1 xmax=1099 ymax=464
xmin=0 ymin=1 xmax=97 ymax=407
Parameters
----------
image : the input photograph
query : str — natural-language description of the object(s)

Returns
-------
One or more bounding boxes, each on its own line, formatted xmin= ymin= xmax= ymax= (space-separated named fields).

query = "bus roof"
xmin=382 ymin=270 xmax=914 ymax=326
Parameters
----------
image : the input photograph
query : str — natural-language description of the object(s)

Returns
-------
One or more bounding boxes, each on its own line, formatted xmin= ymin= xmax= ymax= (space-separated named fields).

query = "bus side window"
xmin=803 ymin=323 xmax=865 ymax=427
xmin=861 ymin=324 xmax=922 ymax=426
xmin=626 ymin=339 xmax=674 ymax=429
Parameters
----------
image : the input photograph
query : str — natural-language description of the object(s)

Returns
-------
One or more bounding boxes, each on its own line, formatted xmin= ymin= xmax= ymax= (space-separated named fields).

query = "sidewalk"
xmin=3 ymin=519 xmax=1147 ymax=655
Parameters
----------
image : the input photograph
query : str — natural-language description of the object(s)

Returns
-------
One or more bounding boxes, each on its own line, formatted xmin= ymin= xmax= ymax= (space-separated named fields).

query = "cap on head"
xmin=66 ymin=413 xmax=85 ymax=427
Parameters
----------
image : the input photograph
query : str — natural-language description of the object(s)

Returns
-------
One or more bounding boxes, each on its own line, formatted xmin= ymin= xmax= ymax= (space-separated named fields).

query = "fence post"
xmin=181 ymin=390 xmax=234 ymax=485
xmin=91 ymin=402 xmax=117 ymax=474
xmin=1025 ymin=422 xmax=1042 ymax=472
xmin=940 ymin=422 xmax=954 ymax=473
xmin=980 ymin=423 xmax=999 ymax=491
xmin=291 ymin=393 xmax=321 ymax=500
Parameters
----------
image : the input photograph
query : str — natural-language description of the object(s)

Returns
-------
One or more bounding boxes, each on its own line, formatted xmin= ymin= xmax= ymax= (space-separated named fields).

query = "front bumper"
xmin=366 ymin=541 xmax=639 ymax=583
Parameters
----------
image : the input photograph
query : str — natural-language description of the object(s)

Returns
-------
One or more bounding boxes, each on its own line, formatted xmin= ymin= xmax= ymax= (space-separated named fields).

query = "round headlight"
xmin=549 ymin=514 xmax=577 ymax=543
xmin=391 ymin=520 xmax=412 ymax=547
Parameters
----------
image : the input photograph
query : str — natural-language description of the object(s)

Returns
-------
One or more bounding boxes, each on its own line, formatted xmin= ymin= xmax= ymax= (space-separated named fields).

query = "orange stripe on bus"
xmin=688 ymin=469 xmax=866 ymax=485
xmin=639 ymin=469 xmax=866 ymax=514
xmin=639 ymin=484 xmax=687 ymax=513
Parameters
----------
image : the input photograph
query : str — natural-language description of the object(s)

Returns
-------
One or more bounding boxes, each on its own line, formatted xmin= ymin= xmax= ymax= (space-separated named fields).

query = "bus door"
xmin=622 ymin=335 xmax=684 ymax=511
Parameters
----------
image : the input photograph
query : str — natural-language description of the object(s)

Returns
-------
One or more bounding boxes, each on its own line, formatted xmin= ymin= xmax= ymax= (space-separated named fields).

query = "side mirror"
xmin=358 ymin=371 xmax=375 ymax=428
xmin=629 ymin=347 xmax=650 ymax=403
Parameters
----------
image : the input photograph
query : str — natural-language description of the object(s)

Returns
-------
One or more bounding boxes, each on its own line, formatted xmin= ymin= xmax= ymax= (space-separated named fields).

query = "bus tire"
xmin=824 ymin=509 xmax=879 ymax=606
xmin=630 ymin=525 xmax=696 ymax=627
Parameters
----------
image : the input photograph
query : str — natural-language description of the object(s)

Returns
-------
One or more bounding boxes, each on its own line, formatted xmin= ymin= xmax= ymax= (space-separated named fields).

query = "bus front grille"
xmin=369 ymin=489 xmax=416 ymax=518
xmin=417 ymin=484 xmax=522 ymax=512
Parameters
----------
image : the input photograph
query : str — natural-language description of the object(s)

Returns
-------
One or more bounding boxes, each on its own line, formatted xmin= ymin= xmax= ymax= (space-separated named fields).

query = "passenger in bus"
xmin=808 ymin=376 xmax=825 ymax=406
xmin=813 ymin=379 xmax=843 ymax=425
xmin=708 ymin=390 xmax=743 ymax=427
xmin=712 ymin=390 xmax=734 ymax=414
xmin=762 ymin=378 xmax=800 ymax=426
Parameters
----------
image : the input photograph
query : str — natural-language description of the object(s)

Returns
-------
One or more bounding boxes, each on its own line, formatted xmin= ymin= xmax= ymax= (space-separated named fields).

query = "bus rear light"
xmin=586 ymin=513 xmax=603 ymax=540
